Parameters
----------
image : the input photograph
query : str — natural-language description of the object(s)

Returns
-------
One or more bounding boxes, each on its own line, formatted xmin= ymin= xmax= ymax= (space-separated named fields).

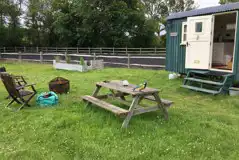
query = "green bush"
xmin=55 ymin=56 xmax=61 ymax=62
xmin=65 ymin=55 xmax=71 ymax=63
xmin=80 ymin=57 xmax=85 ymax=66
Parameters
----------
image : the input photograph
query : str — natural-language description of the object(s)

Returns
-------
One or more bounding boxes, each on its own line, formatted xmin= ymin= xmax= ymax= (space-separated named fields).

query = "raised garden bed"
xmin=53 ymin=60 xmax=88 ymax=72
xmin=53 ymin=59 xmax=104 ymax=72
xmin=229 ymin=87 xmax=239 ymax=96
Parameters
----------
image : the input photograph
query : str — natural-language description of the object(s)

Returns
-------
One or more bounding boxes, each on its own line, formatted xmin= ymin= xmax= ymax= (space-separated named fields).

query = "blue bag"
xmin=36 ymin=91 xmax=59 ymax=107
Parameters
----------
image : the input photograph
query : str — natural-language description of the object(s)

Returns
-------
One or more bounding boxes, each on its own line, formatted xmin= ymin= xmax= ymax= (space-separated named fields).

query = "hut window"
xmin=195 ymin=22 xmax=203 ymax=32
xmin=181 ymin=22 xmax=187 ymax=45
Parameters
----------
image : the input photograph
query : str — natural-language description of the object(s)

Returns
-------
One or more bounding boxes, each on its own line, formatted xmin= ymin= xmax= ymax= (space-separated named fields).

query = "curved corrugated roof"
xmin=167 ymin=2 xmax=239 ymax=20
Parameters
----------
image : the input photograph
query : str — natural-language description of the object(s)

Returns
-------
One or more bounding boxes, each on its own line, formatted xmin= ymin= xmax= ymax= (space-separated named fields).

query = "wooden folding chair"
xmin=4 ymin=75 xmax=28 ymax=99
xmin=14 ymin=75 xmax=27 ymax=87
xmin=1 ymin=73 xmax=37 ymax=111
xmin=0 ymin=68 xmax=27 ymax=99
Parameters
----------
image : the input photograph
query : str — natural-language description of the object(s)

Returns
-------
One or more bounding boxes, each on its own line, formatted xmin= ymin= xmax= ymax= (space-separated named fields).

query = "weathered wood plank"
xmin=96 ymin=93 xmax=129 ymax=100
xmin=153 ymin=93 xmax=168 ymax=120
xmin=82 ymin=95 xmax=129 ymax=116
xmin=109 ymin=96 xmax=132 ymax=107
xmin=97 ymin=81 xmax=159 ymax=96
xmin=85 ymin=85 xmax=101 ymax=108
xmin=92 ymin=85 xmax=101 ymax=97
xmin=122 ymin=96 xmax=140 ymax=128
xmin=133 ymin=106 xmax=159 ymax=116
xmin=144 ymin=95 xmax=173 ymax=107
xmin=108 ymin=96 xmax=150 ymax=109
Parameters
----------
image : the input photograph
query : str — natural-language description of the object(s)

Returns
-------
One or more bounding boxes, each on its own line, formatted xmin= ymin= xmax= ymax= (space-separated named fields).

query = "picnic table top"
xmin=96 ymin=80 xmax=159 ymax=96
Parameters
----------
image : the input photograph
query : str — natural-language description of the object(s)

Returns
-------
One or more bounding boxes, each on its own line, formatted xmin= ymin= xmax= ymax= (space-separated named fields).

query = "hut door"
xmin=185 ymin=15 xmax=214 ymax=69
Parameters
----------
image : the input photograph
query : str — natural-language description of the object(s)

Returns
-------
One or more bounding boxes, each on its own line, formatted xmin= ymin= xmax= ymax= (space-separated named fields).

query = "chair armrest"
xmin=16 ymin=84 xmax=36 ymax=90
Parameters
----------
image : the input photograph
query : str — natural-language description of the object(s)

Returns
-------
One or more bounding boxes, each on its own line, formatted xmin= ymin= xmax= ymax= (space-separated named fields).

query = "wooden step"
xmin=181 ymin=85 xmax=220 ymax=95
xmin=188 ymin=70 xmax=209 ymax=75
xmin=184 ymin=78 xmax=223 ymax=86
xmin=144 ymin=96 xmax=173 ymax=107
xmin=81 ymin=95 xmax=129 ymax=116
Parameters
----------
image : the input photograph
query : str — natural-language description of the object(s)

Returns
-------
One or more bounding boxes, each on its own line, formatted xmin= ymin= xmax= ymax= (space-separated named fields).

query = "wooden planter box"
xmin=53 ymin=59 xmax=104 ymax=72
xmin=53 ymin=60 xmax=88 ymax=72
xmin=87 ymin=60 xmax=104 ymax=70
xmin=229 ymin=87 xmax=239 ymax=96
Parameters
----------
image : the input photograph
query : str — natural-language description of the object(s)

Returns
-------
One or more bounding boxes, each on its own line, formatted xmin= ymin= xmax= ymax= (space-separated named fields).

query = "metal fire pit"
xmin=49 ymin=77 xmax=70 ymax=94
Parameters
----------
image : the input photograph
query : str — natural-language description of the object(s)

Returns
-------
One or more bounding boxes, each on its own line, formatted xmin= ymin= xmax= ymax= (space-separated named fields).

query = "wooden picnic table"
xmin=82 ymin=80 xmax=173 ymax=128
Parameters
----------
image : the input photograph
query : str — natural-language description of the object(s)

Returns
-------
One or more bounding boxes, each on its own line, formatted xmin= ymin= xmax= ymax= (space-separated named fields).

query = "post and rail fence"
xmin=0 ymin=47 xmax=166 ymax=69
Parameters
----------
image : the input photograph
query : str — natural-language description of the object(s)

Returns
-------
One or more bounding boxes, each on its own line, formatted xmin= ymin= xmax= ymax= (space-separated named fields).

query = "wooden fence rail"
xmin=0 ymin=47 xmax=166 ymax=69
xmin=0 ymin=47 xmax=166 ymax=55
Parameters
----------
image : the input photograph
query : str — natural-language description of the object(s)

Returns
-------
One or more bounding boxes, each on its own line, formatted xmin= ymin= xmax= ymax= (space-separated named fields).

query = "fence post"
xmin=56 ymin=47 xmax=58 ymax=53
xmin=18 ymin=51 xmax=22 ymax=62
xmin=93 ymin=53 xmax=96 ymax=60
xmin=126 ymin=47 xmax=128 ymax=55
xmin=77 ymin=47 xmax=79 ymax=53
xmin=113 ymin=47 xmax=115 ymax=55
xmin=0 ymin=51 xmax=2 ymax=59
xmin=154 ymin=47 xmax=157 ymax=54
xmin=88 ymin=47 xmax=91 ymax=54
xmin=36 ymin=46 xmax=39 ymax=53
xmin=65 ymin=52 xmax=67 ymax=60
xmin=3 ymin=47 xmax=6 ymax=53
xmin=100 ymin=48 xmax=102 ymax=54
xmin=128 ymin=54 xmax=130 ymax=68
xmin=40 ymin=51 xmax=43 ymax=63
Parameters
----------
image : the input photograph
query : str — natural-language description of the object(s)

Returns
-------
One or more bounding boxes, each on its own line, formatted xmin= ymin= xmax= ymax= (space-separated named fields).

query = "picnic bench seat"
xmin=82 ymin=95 xmax=129 ymax=116
xmin=82 ymin=80 xmax=173 ymax=128
xmin=144 ymin=96 xmax=173 ymax=108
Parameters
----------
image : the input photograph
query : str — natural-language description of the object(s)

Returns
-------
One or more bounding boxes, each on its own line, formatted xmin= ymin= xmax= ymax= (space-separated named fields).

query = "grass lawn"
xmin=0 ymin=62 xmax=239 ymax=160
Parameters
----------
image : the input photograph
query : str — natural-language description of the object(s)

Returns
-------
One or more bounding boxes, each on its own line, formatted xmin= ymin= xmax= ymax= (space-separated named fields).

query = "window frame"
xmin=181 ymin=22 xmax=188 ymax=45
xmin=195 ymin=22 xmax=203 ymax=33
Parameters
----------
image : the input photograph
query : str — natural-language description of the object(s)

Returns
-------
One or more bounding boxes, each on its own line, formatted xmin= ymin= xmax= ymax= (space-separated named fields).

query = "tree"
xmin=143 ymin=0 xmax=196 ymax=20
xmin=142 ymin=0 xmax=196 ymax=47
xmin=1 ymin=0 xmax=167 ymax=47
xmin=0 ymin=0 xmax=24 ymax=46
xmin=220 ymin=0 xmax=239 ymax=4
xmin=52 ymin=0 xmax=159 ymax=47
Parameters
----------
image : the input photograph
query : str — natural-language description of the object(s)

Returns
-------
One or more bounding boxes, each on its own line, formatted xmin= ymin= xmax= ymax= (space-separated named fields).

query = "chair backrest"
xmin=1 ymin=73 xmax=20 ymax=97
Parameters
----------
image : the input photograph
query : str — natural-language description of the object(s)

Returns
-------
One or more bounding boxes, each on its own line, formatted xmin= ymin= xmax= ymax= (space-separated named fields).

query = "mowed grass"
xmin=0 ymin=62 xmax=239 ymax=160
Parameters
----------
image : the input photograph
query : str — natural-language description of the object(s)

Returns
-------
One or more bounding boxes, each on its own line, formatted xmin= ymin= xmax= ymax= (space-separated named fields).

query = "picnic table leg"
xmin=85 ymin=85 xmax=101 ymax=108
xmin=137 ymin=96 xmax=144 ymax=106
xmin=121 ymin=96 xmax=140 ymax=128
xmin=119 ymin=95 xmax=126 ymax=101
xmin=109 ymin=90 xmax=127 ymax=101
xmin=117 ymin=91 xmax=127 ymax=101
xmin=153 ymin=93 xmax=168 ymax=120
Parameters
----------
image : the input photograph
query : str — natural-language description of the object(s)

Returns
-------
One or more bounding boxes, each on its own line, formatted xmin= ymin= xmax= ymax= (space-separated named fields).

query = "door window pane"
xmin=184 ymin=25 xmax=187 ymax=32
xmin=195 ymin=22 xmax=203 ymax=32
xmin=181 ymin=22 xmax=187 ymax=45
xmin=183 ymin=34 xmax=187 ymax=41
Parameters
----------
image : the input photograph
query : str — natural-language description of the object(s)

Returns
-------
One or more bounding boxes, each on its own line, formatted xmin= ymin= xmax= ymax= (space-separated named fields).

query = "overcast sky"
xmin=196 ymin=0 xmax=220 ymax=8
